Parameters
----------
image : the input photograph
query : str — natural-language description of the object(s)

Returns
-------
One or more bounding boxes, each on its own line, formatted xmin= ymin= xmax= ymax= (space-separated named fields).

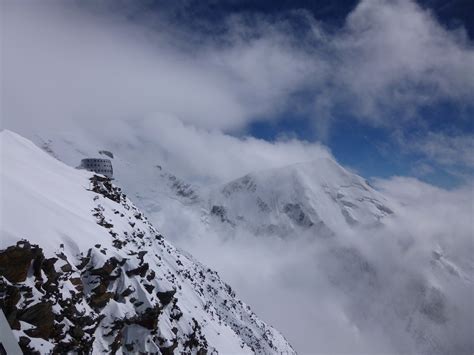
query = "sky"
xmin=1 ymin=0 xmax=473 ymax=188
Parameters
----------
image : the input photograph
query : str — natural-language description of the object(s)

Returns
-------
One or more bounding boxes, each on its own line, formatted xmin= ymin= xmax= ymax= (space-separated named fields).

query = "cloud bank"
xmin=161 ymin=174 xmax=474 ymax=354
xmin=2 ymin=0 xmax=473 ymax=139
xmin=103 ymin=114 xmax=332 ymax=183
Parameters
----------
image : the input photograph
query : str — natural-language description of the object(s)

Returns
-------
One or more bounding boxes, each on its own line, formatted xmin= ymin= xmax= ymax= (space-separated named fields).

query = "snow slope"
xmin=0 ymin=130 xmax=295 ymax=354
xmin=31 ymin=132 xmax=203 ymax=231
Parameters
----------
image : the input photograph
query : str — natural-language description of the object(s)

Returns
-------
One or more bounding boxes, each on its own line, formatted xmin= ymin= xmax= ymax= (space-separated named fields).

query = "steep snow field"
xmin=0 ymin=130 xmax=295 ymax=353
xmin=20 ymin=130 xmax=474 ymax=354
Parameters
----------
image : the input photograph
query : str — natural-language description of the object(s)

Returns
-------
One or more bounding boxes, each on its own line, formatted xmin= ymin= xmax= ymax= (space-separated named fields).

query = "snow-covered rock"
xmin=0 ymin=130 xmax=295 ymax=354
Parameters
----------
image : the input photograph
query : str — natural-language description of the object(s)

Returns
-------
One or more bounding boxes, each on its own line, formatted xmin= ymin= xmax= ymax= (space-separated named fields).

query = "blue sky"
xmin=218 ymin=0 xmax=474 ymax=188
xmin=246 ymin=98 xmax=474 ymax=188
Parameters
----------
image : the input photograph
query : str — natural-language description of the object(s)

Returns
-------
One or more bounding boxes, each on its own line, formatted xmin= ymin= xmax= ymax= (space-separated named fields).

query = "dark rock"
xmin=70 ymin=326 xmax=85 ymax=340
xmin=124 ymin=343 xmax=134 ymax=352
xmin=146 ymin=270 xmax=156 ymax=282
xmin=120 ymin=286 xmax=134 ymax=298
xmin=183 ymin=318 xmax=208 ymax=352
xmin=70 ymin=277 xmax=83 ymax=291
xmin=32 ymin=252 xmax=45 ymax=280
xmin=18 ymin=336 xmax=36 ymax=354
xmin=76 ymin=249 xmax=92 ymax=270
xmin=144 ymin=284 xmax=155 ymax=294
xmin=90 ymin=175 xmax=122 ymax=203
xmin=89 ymin=257 xmax=121 ymax=281
xmin=55 ymin=252 xmax=68 ymax=261
xmin=132 ymin=304 xmax=161 ymax=330
xmin=157 ymin=290 xmax=176 ymax=306
xmin=160 ymin=340 xmax=178 ymax=355
xmin=60 ymin=263 xmax=72 ymax=273
xmin=126 ymin=263 xmax=149 ymax=278
xmin=210 ymin=205 xmax=234 ymax=225
xmin=90 ymin=291 xmax=114 ymax=308
xmin=110 ymin=328 xmax=124 ymax=354
xmin=19 ymin=302 xmax=54 ymax=339
xmin=283 ymin=203 xmax=314 ymax=228
xmin=0 ymin=283 xmax=21 ymax=329
xmin=137 ymin=251 xmax=147 ymax=264
xmin=112 ymin=239 xmax=126 ymax=249
xmin=0 ymin=241 xmax=43 ymax=283
xmin=42 ymin=257 xmax=59 ymax=279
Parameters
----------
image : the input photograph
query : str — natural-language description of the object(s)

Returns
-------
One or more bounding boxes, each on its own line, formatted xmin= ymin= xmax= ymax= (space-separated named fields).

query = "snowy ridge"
xmin=0 ymin=130 xmax=295 ymax=354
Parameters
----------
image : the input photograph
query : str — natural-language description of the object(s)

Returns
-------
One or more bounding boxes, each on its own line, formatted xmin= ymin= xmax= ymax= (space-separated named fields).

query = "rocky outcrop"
xmin=0 ymin=241 xmax=44 ymax=283
xmin=0 ymin=174 xmax=295 ymax=353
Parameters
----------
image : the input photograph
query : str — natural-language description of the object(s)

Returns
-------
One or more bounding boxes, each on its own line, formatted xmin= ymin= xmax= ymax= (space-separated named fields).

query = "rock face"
xmin=0 ymin=130 xmax=295 ymax=354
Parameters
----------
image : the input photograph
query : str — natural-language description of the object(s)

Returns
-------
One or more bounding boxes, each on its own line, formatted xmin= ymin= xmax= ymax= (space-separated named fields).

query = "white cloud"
xmin=0 ymin=0 xmax=319 ymax=134
xmin=2 ymin=0 xmax=473 ymax=139
xmin=391 ymin=130 xmax=474 ymax=179
xmin=324 ymin=0 xmax=474 ymax=126
xmin=162 ymin=174 xmax=474 ymax=354
xmin=69 ymin=114 xmax=331 ymax=184
xmin=415 ymin=132 xmax=474 ymax=168
xmin=373 ymin=176 xmax=473 ymax=261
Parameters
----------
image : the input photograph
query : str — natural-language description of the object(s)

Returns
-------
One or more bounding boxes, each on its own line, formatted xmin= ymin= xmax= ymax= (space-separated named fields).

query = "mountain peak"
xmin=208 ymin=157 xmax=394 ymax=237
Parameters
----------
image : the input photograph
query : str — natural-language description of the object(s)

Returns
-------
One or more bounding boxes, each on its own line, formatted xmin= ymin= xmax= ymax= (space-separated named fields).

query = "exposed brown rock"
xmin=0 ymin=282 xmax=21 ymax=329
xmin=19 ymin=302 xmax=55 ymax=339
xmin=90 ymin=291 xmax=114 ymax=308
xmin=70 ymin=277 xmax=83 ymax=291
xmin=0 ymin=241 xmax=43 ymax=283
xmin=61 ymin=263 xmax=73 ymax=273
xmin=160 ymin=340 xmax=178 ymax=355
xmin=133 ymin=304 xmax=161 ymax=330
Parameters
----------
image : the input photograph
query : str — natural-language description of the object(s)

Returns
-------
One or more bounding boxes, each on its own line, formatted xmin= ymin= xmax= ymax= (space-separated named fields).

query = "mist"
xmin=162 ymin=176 xmax=473 ymax=354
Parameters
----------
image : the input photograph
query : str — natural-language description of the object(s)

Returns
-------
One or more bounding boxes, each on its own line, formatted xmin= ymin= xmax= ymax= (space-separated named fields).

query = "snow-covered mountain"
xmin=206 ymin=159 xmax=394 ymax=238
xmin=21 ymin=131 xmax=474 ymax=354
xmin=30 ymin=132 xmax=395 ymax=240
xmin=0 ymin=130 xmax=295 ymax=354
